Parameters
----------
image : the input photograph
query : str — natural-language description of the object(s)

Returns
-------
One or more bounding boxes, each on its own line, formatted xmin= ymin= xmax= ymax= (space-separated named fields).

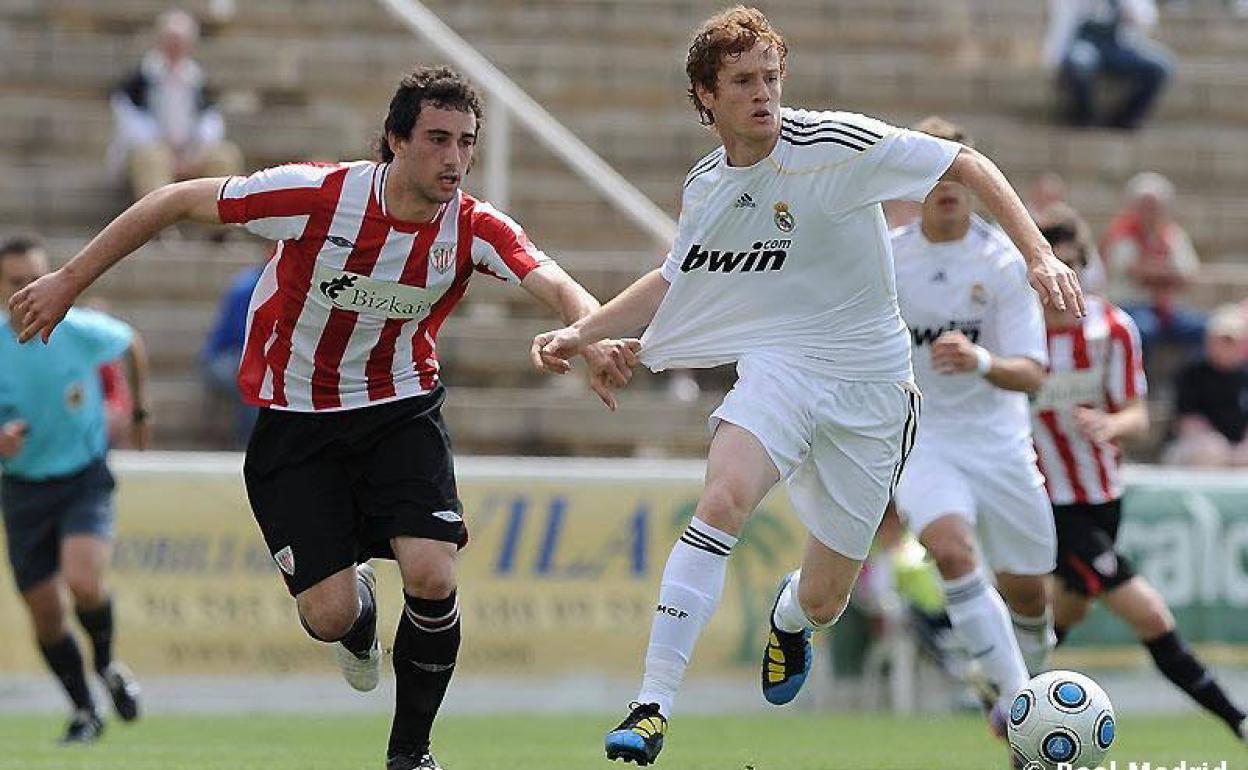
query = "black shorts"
xmin=1052 ymin=498 xmax=1136 ymax=597
xmin=243 ymin=387 xmax=465 ymax=596
xmin=0 ymin=457 xmax=116 ymax=592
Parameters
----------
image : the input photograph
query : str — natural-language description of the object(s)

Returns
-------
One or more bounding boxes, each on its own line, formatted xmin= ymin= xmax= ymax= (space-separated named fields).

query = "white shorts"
xmin=710 ymin=353 xmax=919 ymax=561
xmin=894 ymin=431 xmax=1056 ymax=575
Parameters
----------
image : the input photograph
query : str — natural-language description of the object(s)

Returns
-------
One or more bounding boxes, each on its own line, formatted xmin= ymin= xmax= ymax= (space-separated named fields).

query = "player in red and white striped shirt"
xmin=1034 ymin=204 xmax=1247 ymax=743
xmin=10 ymin=67 xmax=639 ymax=770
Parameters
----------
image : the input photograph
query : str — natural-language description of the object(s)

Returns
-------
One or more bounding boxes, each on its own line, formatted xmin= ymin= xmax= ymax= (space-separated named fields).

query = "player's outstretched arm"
xmin=531 ymin=268 xmax=668 ymax=372
xmin=942 ymin=149 xmax=1085 ymax=317
xmin=8 ymin=178 xmax=227 ymax=343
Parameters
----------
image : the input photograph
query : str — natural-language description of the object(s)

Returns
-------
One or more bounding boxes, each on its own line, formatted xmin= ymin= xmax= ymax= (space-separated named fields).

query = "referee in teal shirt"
xmin=0 ymin=236 xmax=150 ymax=744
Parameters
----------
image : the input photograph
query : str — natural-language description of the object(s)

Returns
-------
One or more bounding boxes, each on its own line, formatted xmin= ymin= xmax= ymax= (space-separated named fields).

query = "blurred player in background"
xmin=0 ymin=235 xmax=149 ymax=744
xmin=531 ymin=8 xmax=1082 ymax=765
xmin=8 ymin=67 xmax=636 ymax=770
xmin=1032 ymin=203 xmax=1248 ymax=744
xmin=891 ymin=118 xmax=1055 ymax=738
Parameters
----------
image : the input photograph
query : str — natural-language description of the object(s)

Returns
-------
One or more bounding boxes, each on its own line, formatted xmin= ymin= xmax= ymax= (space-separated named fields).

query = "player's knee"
xmin=299 ymin=606 xmax=356 ymax=642
xmin=401 ymin=561 xmax=457 ymax=600
xmin=925 ymin=537 xmax=976 ymax=579
xmin=695 ymin=482 xmax=752 ymax=532
xmin=63 ymin=573 xmax=106 ymax=608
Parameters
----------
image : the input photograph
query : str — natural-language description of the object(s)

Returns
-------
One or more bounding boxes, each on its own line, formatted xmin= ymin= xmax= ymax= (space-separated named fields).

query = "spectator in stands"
xmin=199 ymin=257 xmax=263 ymax=448
xmin=108 ymin=9 xmax=242 ymax=199
xmin=1103 ymin=172 xmax=1204 ymax=357
xmin=1163 ymin=305 xmax=1248 ymax=467
xmin=1044 ymin=0 xmax=1172 ymax=129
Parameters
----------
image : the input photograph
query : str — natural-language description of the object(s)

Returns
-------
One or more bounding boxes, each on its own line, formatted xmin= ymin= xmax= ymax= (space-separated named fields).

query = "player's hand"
xmin=930 ymin=330 xmax=979 ymax=374
xmin=530 ymin=326 xmax=584 ymax=375
xmin=0 ymin=420 xmax=28 ymax=458
xmin=1029 ymin=249 xmax=1085 ymax=318
xmin=1074 ymin=406 xmax=1114 ymax=443
xmin=8 ymin=269 xmax=81 ymax=343
xmin=582 ymin=339 xmax=642 ymax=411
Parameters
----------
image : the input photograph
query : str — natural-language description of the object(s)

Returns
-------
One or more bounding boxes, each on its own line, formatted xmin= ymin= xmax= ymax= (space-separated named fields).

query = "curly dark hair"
xmin=374 ymin=66 xmax=484 ymax=162
xmin=685 ymin=6 xmax=787 ymax=126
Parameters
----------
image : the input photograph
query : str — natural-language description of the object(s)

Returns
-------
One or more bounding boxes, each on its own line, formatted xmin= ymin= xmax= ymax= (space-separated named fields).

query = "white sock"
xmin=942 ymin=570 xmax=1030 ymax=712
xmin=636 ymin=519 xmax=737 ymax=716
xmin=772 ymin=570 xmax=822 ymax=633
xmin=1011 ymin=608 xmax=1055 ymax=675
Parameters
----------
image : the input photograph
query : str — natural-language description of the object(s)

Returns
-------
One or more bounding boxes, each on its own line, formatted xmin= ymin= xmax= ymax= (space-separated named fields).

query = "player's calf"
xmin=332 ymin=563 xmax=381 ymax=692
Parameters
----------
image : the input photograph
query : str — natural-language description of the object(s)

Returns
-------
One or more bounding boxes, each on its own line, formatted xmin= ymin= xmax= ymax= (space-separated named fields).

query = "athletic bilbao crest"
xmin=431 ymin=243 xmax=456 ymax=274
xmin=273 ymin=546 xmax=296 ymax=576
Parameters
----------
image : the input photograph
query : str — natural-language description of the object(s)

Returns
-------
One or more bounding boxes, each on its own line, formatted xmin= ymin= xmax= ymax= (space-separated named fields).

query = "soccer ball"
xmin=1007 ymin=670 xmax=1115 ymax=770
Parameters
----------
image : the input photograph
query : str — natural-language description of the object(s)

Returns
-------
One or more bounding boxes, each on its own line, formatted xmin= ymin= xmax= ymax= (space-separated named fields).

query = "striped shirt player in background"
xmin=891 ymin=117 xmax=1056 ymax=740
xmin=8 ymin=67 xmax=638 ymax=770
xmin=531 ymin=9 xmax=1083 ymax=765
xmin=1033 ymin=203 xmax=1248 ymax=745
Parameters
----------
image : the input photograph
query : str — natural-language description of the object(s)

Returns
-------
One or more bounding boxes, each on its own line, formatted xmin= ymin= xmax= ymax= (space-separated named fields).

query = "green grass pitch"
xmin=0 ymin=712 xmax=1240 ymax=770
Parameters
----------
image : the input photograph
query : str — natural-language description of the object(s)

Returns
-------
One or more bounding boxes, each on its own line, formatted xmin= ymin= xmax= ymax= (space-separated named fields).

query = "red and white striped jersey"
xmin=1030 ymin=296 xmax=1147 ymax=505
xmin=217 ymin=161 xmax=550 ymax=412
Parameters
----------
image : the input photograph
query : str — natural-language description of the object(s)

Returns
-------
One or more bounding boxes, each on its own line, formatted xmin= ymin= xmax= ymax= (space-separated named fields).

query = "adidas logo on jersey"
xmin=680 ymin=241 xmax=790 ymax=274
xmin=733 ymin=192 xmax=756 ymax=209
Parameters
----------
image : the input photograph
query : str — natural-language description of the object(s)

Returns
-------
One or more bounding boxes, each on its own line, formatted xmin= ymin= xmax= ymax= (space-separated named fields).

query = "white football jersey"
xmin=639 ymin=108 xmax=961 ymax=381
xmin=892 ymin=216 xmax=1048 ymax=445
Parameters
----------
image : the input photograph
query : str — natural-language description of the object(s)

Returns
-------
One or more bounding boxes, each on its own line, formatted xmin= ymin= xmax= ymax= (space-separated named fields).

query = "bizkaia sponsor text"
xmin=680 ymin=240 xmax=791 ymax=273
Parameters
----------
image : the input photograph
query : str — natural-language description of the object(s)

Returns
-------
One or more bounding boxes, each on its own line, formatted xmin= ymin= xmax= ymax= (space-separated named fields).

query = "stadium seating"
xmin=2 ymin=0 xmax=1245 ymax=455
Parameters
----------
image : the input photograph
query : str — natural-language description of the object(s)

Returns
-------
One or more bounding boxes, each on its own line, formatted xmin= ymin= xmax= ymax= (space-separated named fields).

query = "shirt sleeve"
xmin=1105 ymin=306 xmax=1147 ymax=409
xmin=659 ymin=187 xmax=703 ymax=283
xmin=822 ymin=116 xmax=962 ymax=216
xmin=62 ymin=309 xmax=134 ymax=367
xmin=469 ymin=202 xmax=552 ymax=283
xmin=990 ymin=249 xmax=1049 ymax=366
xmin=217 ymin=163 xmax=341 ymax=241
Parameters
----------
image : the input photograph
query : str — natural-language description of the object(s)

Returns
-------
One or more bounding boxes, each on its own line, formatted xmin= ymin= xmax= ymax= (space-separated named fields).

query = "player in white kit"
xmin=892 ymin=117 xmax=1056 ymax=734
xmin=530 ymin=10 xmax=1083 ymax=765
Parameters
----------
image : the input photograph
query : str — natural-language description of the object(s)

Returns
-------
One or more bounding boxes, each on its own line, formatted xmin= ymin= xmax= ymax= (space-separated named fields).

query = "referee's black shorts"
xmin=243 ymin=386 xmax=465 ymax=596
xmin=1052 ymin=498 xmax=1136 ymax=598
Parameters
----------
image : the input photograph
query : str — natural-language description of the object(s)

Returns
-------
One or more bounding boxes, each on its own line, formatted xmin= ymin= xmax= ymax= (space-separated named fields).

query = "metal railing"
xmin=376 ymin=0 xmax=677 ymax=248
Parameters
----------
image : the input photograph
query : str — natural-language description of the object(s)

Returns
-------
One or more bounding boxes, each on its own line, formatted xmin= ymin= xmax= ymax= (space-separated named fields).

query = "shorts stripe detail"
xmin=889 ymin=390 xmax=921 ymax=495
xmin=1066 ymin=555 xmax=1103 ymax=597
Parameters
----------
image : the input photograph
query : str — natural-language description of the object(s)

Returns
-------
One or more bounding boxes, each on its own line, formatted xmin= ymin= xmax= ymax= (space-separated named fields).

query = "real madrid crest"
xmin=430 ymin=243 xmax=455 ymax=274
xmin=970 ymin=282 xmax=988 ymax=306
xmin=773 ymin=201 xmax=795 ymax=233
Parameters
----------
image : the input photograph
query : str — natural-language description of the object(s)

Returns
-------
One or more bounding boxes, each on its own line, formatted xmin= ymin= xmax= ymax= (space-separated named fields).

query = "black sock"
xmin=75 ymin=600 xmax=115 ymax=674
xmin=388 ymin=591 xmax=461 ymax=757
xmin=339 ymin=570 xmax=377 ymax=658
xmin=39 ymin=635 xmax=96 ymax=713
xmin=1145 ymin=630 xmax=1246 ymax=731
xmin=1054 ymin=626 xmax=1068 ymax=647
